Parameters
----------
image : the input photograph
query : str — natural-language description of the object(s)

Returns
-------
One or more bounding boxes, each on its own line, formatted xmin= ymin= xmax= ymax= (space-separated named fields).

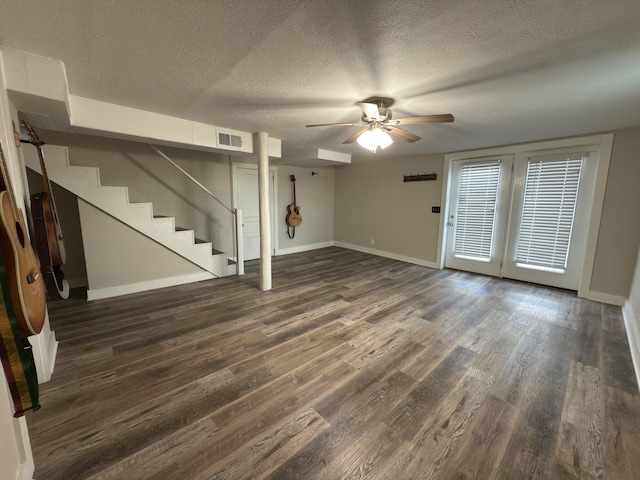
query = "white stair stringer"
xmin=24 ymin=144 xmax=227 ymax=277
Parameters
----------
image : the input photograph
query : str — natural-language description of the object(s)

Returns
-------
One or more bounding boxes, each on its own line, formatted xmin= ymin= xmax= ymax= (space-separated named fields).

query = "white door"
xmin=445 ymin=156 xmax=513 ymax=276
xmin=501 ymin=150 xmax=595 ymax=290
xmin=445 ymin=149 xmax=596 ymax=291
xmin=233 ymin=165 xmax=276 ymax=261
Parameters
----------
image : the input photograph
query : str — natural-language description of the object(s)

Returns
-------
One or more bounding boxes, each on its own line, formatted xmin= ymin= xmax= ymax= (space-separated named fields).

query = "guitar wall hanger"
xmin=403 ymin=172 xmax=437 ymax=182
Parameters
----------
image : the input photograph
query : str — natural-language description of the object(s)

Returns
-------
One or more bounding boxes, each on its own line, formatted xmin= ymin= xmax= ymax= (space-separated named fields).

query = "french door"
xmin=445 ymin=156 xmax=513 ymax=277
xmin=445 ymin=149 xmax=596 ymax=290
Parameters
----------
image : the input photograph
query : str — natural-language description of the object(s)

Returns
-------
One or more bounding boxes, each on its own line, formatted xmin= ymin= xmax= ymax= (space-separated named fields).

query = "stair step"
xmin=174 ymin=226 xmax=223 ymax=255
xmin=24 ymin=145 xmax=228 ymax=277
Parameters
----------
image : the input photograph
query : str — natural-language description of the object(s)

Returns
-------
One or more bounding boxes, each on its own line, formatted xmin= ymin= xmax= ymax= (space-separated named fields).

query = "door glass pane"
xmin=453 ymin=161 xmax=501 ymax=262
xmin=515 ymin=154 xmax=585 ymax=272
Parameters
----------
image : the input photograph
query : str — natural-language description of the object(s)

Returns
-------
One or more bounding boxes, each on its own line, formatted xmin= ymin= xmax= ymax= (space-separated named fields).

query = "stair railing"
xmin=148 ymin=144 xmax=244 ymax=275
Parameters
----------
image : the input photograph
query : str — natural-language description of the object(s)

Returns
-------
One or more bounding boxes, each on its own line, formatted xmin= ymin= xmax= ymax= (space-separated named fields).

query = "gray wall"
xmin=79 ymin=200 xmax=203 ymax=292
xmin=27 ymin=125 xmax=640 ymax=299
xmin=27 ymin=168 xmax=88 ymax=287
xmin=39 ymin=131 xmax=235 ymax=257
xmin=276 ymin=165 xmax=335 ymax=252
xmin=334 ymin=153 xmax=445 ymax=264
xmin=334 ymin=127 xmax=640 ymax=299
xmin=590 ymin=126 xmax=640 ymax=296
xmin=29 ymin=132 xmax=339 ymax=286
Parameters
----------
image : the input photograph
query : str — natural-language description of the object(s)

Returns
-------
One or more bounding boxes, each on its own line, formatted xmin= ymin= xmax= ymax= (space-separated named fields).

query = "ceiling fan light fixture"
xmin=357 ymin=127 xmax=393 ymax=152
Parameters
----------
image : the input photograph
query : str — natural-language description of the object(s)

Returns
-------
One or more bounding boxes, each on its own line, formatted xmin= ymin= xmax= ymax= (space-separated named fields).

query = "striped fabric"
xmin=0 ymin=256 xmax=40 ymax=417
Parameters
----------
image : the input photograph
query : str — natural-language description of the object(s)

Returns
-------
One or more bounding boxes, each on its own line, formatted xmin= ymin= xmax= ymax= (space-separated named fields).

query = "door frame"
xmin=231 ymin=162 xmax=279 ymax=260
xmin=437 ymin=133 xmax=614 ymax=300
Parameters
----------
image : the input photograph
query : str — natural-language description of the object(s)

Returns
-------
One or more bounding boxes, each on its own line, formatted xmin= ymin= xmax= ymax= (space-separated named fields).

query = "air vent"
xmin=217 ymin=131 xmax=243 ymax=148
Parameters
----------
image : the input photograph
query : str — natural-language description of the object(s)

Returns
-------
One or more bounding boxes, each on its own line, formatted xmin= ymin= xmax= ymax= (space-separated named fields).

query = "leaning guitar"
xmin=286 ymin=174 xmax=302 ymax=239
xmin=21 ymin=121 xmax=69 ymax=300
xmin=0 ymin=141 xmax=46 ymax=337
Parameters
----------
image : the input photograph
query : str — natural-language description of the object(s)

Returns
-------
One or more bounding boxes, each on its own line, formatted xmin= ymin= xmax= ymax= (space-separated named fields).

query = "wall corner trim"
xmin=86 ymin=271 xmax=214 ymax=301
xmin=276 ymin=241 xmax=335 ymax=256
xmin=334 ymin=242 xmax=440 ymax=269
xmin=584 ymin=290 xmax=626 ymax=306
xmin=622 ymin=300 xmax=640 ymax=392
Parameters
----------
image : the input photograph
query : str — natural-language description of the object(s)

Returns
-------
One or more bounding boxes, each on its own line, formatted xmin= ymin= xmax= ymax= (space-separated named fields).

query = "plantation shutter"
xmin=453 ymin=161 xmax=501 ymax=261
xmin=515 ymin=154 xmax=585 ymax=272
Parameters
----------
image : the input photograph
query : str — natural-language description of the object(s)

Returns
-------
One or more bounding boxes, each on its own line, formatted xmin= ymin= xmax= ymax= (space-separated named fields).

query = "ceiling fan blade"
xmin=391 ymin=114 xmax=454 ymax=125
xmin=306 ymin=122 xmax=359 ymax=127
xmin=384 ymin=126 xmax=421 ymax=143
xmin=343 ymin=128 xmax=367 ymax=144
xmin=358 ymin=102 xmax=381 ymax=121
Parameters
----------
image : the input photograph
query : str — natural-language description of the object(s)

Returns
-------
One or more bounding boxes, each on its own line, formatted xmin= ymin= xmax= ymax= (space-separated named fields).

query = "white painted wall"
xmin=628 ymin=251 xmax=640 ymax=331
xmin=623 ymin=245 xmax=640 ymax=389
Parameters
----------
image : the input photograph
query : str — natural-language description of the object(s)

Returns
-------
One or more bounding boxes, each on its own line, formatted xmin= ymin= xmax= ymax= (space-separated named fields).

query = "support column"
xmin=256 ymin=132 xmax=272 ymax=291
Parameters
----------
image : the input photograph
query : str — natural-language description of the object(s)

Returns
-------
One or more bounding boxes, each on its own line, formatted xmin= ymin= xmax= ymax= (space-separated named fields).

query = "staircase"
xmin=23 ymin=144 xmax=228 ymax=278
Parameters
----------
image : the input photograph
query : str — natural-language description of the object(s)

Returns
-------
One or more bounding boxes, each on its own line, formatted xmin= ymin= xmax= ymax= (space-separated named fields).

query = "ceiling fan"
xmin=305 ymin=97 xmax=454 ymax=152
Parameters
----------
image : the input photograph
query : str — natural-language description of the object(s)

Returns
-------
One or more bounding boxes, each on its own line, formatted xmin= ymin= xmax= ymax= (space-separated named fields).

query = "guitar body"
xmin=0 ymin=191 xmax=46 ymax=336
xmin=31 ymin=192 xmax=69 ymax=299
xmin=286 ymin=203 xmax=302 ymax=227
xmin=31 ymin=192 xmax=65 ymax=265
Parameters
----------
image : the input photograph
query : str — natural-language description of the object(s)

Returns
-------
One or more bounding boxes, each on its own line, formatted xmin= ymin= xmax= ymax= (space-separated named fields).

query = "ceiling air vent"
xmin=217 ymin=131 xmax=243 ymax=148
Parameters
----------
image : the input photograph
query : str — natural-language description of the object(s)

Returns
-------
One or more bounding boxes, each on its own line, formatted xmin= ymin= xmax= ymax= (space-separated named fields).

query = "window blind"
xmin=454 ymin=161 xmax=501 ymax=261
xmin=515 ymin=155 xmax=585 ymax=272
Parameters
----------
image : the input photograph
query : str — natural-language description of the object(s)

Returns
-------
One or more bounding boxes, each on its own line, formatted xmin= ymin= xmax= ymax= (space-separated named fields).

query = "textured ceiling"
xmin=1 ymin=0 xmax=639 ymax=160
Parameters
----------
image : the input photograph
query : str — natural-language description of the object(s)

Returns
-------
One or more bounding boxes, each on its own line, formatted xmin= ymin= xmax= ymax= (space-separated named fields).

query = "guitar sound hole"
xmin=15 ymin=221 xmax=26 ymax=248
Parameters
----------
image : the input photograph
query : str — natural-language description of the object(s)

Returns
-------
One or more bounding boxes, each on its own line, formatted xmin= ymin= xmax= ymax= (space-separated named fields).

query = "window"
xmin=515 ymin=154 xmax=585 ymax=273
xmin=453 ymin=161 xmax=501 ymax=262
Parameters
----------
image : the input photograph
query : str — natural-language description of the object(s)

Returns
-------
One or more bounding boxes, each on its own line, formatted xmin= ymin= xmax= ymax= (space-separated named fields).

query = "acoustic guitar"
xmin=21 ymin=121 xmax=69 ymax=300
xmin=0 ymin=141 xmax=46 ymax=337
xmin=286 ymin=175 xmax=302 ymax=227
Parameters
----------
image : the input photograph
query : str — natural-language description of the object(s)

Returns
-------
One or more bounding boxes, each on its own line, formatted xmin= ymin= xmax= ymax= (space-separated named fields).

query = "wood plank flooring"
xmin=26 ymin=247 xmax=640 ymax=479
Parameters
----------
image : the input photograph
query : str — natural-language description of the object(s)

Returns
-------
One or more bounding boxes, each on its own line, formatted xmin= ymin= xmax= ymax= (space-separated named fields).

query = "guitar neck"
xmin=21 ymin=120 xmax=57 ymax=209
xmin=36 ymin=147 xmax=54 ymax=197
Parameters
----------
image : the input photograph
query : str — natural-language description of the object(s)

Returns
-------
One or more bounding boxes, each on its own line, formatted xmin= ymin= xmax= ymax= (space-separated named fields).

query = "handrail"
xmin=148 ymin=143 xmax=244 ymax=275
xmin=148 ymin=144 xmax=234 ymax=214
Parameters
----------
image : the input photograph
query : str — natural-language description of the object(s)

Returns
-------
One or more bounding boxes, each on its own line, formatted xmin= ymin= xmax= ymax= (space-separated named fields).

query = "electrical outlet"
xmin=370 ymin=238 xmax=375 ymax=245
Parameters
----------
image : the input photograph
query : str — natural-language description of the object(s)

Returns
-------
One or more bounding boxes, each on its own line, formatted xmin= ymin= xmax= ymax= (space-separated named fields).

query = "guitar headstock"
xmin=289 ymin=175 xmax=296 ymax=182
xmin=20 ymin=121 xmax=45 ymax=147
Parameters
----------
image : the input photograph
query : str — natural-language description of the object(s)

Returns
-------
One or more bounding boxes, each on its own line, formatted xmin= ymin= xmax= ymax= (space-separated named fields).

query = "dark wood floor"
xmin=27 ymin=247 xmax=640 ymax=479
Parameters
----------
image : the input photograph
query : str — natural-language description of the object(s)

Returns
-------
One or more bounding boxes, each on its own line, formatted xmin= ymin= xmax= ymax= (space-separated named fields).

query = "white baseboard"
xmin=584 ymin=290 xmax=626 ymax=306
xmin=622 ymin=300 xmax=640 ymax=391
xmin=86 ymin=271 xmax=214 ymax=301
xmin=41 ymin=332 xmax=59 ymax=383
xmin=277 ymin=241 xmax=335 ymax=256
xmin=30 ymin=325 xmax=58 ymax=384
xmin=334 ymin=241 xmax=440 ymax=269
